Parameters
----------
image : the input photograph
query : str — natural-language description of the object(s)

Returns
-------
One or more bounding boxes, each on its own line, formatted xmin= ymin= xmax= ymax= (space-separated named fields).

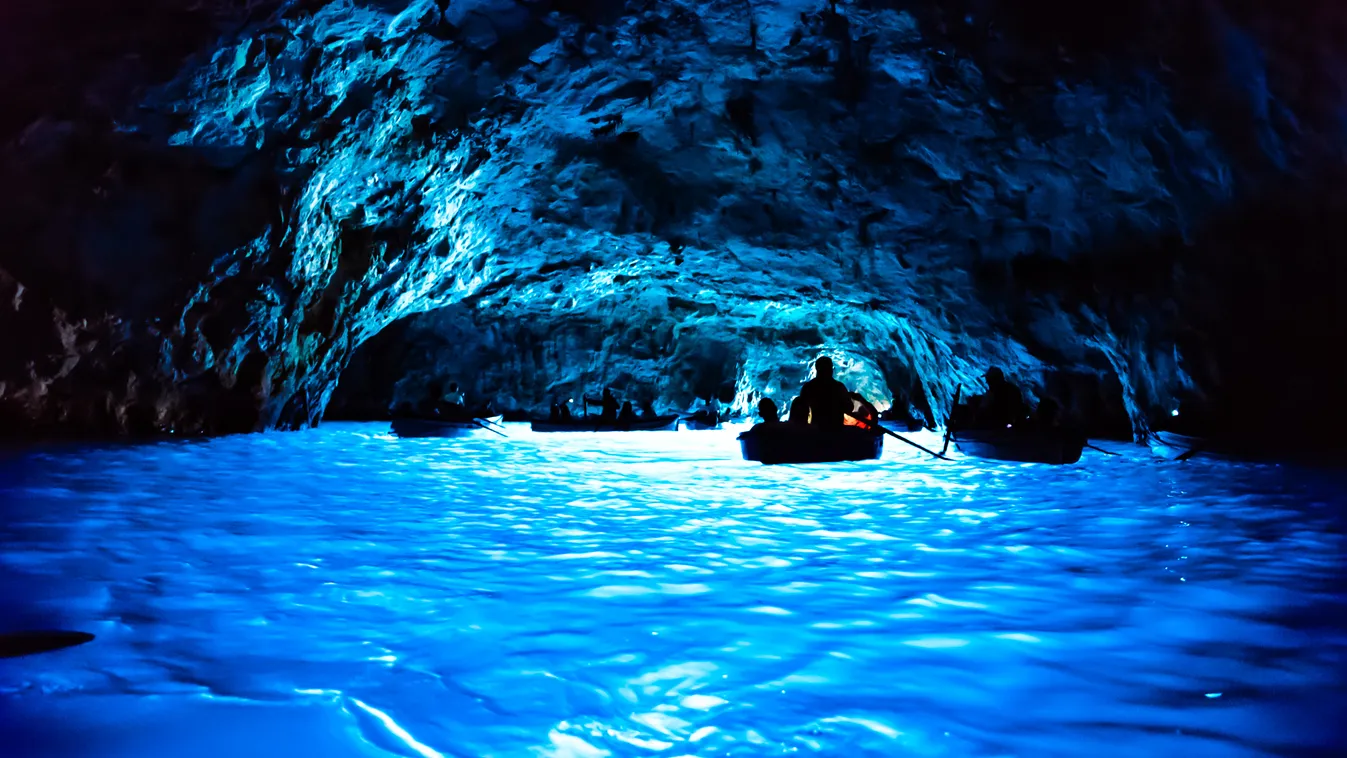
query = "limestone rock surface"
xmin=1 ymin=1 xmax=1343 ymax=439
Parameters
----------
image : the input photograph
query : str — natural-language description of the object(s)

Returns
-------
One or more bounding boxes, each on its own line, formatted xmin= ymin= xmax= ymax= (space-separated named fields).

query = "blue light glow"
xmin=0 ymin=423 xmax=1343 ymax=756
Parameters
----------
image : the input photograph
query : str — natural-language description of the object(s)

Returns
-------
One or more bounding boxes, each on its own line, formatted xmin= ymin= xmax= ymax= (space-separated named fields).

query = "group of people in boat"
xmin=389 ymin=380 xmax=485 ymax=421
xmin=953 ymin=366 xmax=1063 ymax=433
xmin=549 ymin=388 xmax=662 ymax=425
xmin=405 ymin=358 xmax=1062 ymax=436
xmin=748 ymin=359 xmax=1066 ymax=439
xmin=752 ymin=357 xmax=880 ymax=432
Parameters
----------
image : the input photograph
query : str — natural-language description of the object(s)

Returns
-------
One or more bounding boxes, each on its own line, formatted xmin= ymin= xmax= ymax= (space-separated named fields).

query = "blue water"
xmin=1 ymin=423 xmax=1344 ymax=757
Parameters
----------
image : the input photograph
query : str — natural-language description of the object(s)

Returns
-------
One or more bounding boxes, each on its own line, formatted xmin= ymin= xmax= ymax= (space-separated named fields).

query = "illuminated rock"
xmin=0 ymin=1 xmax=1342 ymax=438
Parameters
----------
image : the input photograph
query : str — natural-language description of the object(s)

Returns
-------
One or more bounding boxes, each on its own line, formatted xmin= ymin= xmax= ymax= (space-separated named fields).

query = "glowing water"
xmin=1 ymin=424 xmax=1343 ymax=757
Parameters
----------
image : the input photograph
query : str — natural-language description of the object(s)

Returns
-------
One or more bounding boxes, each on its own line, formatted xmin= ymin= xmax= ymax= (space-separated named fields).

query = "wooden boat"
xmin=391 ymin=415 xmax=504 ymax=438
xmin=952 ymin=427 xmax=1085 ymax=464
xmin=530 ymin=414 xmax=681 ymax=433
xmin=682 ymin=412 xmax=721 ymax=430
xmin=738 ymin=424 xmax=884 ymax=464
xmin=1147 ymin=431 xmax=1206 ymax=461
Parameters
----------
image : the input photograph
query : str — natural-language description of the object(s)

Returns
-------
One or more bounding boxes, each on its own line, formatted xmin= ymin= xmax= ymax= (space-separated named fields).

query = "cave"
xmin=1 ymin=2 xmax=1345 ymax=755
xmin=0 ymin=0 xmax=1341 ymax=445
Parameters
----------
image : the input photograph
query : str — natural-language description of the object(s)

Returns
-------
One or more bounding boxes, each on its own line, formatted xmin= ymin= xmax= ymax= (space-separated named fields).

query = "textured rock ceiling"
xmin=1 ymin=1 xmax=1345 ymax=439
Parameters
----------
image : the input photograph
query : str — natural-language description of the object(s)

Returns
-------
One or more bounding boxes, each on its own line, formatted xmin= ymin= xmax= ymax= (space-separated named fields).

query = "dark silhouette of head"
xmin=789 ymin=397 xmax=810 ymax=424
xmin=985 ymin=367 xmax=1006 ymax=388
xmin=815 ymin=356 xmax=834 ymax=379
xmin=757 ymin=397 xmax=780 ymax=423
xmin=448 ymin=382 xmax=459 ymax=392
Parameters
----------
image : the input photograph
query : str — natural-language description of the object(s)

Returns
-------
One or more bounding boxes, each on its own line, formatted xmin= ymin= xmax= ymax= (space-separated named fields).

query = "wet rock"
xmin=1 ymin=1 xmax=1345 ymax=440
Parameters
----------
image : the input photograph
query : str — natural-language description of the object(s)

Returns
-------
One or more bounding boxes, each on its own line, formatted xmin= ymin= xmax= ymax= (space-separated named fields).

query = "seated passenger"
xmin=598 ymin=388 xmax=619 ymax=423
xmin=845 ymin=392 xmax=880 ymax=430
xmin=975 ymin=367 xmax=1029 ymax=428
xmin=442 ymin=382 xmax=467 ymax=415
xmin=757 ymin=397 xmax=781 ymax=424
xmin=689 ymin=395 xmax=721 ymax=428
xmin=788 ymin=397 xmax=811 ymax=426
xmin=618 ymin=401 xmax=637 ymax=423
xmin=799 ymin=357 xmax=851 ymax=427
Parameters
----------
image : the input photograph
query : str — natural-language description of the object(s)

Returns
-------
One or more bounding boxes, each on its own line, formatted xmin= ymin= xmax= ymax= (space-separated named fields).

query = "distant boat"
xmin=530 ymin=414 xmax=681 ymax=433
xmin=953 ymin=428 xmax=1085 ymax=465
xmin=739 ymin=425 xmax=884 ymax=465
xmin=681 ymin=412 xmax=722 ymax=430
xmin=391 ymin=415 xmax=505 ymax=438
xmin=1148 ymin=431 xmax=1205 ymax=460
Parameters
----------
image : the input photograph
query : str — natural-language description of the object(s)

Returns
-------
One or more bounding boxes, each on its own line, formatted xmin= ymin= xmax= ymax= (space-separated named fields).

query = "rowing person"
xmin=442 ymin=382 xmax=467 ymax=415
xmin=799 ymin=357 xmax=852 ymax=426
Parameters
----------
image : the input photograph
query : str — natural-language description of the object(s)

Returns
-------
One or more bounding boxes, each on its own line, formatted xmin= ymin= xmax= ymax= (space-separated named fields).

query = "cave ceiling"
xmin=1 ymin=0 xmax=1344 ymax=437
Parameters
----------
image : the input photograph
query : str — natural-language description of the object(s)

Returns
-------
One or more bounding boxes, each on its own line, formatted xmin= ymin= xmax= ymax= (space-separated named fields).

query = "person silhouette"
xmin=757 ymin=397 xmax=781 ymax=424
xmin=788 ymin=397 xmax=811 ymax=425
xmin=799 ymin=357 xmax=851 ymax=426
xmin=977 ymin=367 xmax=1028 ymax=428
xmin=600 ymin=388 xmax=619 ymax=423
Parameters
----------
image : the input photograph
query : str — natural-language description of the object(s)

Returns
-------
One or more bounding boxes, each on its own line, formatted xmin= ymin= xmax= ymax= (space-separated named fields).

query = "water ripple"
xmin=0 ymin=423 xmax=1344 ymax=756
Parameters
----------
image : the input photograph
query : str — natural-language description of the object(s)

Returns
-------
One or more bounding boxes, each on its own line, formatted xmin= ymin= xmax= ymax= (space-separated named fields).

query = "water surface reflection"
xmin=1 ymin=424 xmax=1344 ymax=757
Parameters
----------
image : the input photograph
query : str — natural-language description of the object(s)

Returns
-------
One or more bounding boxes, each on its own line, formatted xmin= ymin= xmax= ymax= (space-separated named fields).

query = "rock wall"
xmin=2 ymin=0 xmax=1345 ymax=440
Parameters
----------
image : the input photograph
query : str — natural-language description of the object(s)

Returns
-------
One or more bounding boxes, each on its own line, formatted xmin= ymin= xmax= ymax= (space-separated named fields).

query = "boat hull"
xmin=1148 ymin=431 xmax=1205 ymax=460
xmin=391 ymin=416 xmax=504 ymax=438
xmin=955 ymin=429 xmax=1085 ymax=465
xmin=739 ymin=426 xmax=884 ymax=465
xmin=530 ymin=415 xmax=681 ymax=433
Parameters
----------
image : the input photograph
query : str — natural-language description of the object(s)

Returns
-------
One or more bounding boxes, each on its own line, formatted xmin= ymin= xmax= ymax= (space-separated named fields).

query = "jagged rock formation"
xmin=2 ymin=1 xmax=1345 ymax=440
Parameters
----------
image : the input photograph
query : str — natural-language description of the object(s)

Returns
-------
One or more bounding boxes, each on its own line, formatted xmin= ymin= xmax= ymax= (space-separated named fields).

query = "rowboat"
xmin=681 ymin=412 xmax=721 ymax=430
xmin=952 ymin=428 xmax=1085 ymax=464
xmin=1147 ymin=431 xmax=1206 ymax=460
xmin=391 ymin=415 xmax=504 ymax=438
xmin=529 ymin=414 xmax=681 ymax=433
xmin=738 ymin=425 xmax=884 ymax=464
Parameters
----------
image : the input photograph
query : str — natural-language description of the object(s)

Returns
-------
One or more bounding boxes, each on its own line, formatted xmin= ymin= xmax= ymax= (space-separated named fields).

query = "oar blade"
xmin=472 ymin=419 xmax=508 ymax=437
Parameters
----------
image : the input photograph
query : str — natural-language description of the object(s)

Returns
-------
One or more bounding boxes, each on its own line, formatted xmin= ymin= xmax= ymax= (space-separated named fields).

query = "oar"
xmin=849 ymin=413 xmax=951 ymax=461
xmin=1085 ymin=442 xmax=1121 ymax=456
xmin=941 ymin=384 xmax=962 ymax=456
xmin=472 ymin=419 xmax=507 ymax=438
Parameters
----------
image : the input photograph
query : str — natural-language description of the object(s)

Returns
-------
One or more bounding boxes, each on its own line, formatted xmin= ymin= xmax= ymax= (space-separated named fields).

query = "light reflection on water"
xmin=0 ymin=423 xmax=1344 ymax=757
